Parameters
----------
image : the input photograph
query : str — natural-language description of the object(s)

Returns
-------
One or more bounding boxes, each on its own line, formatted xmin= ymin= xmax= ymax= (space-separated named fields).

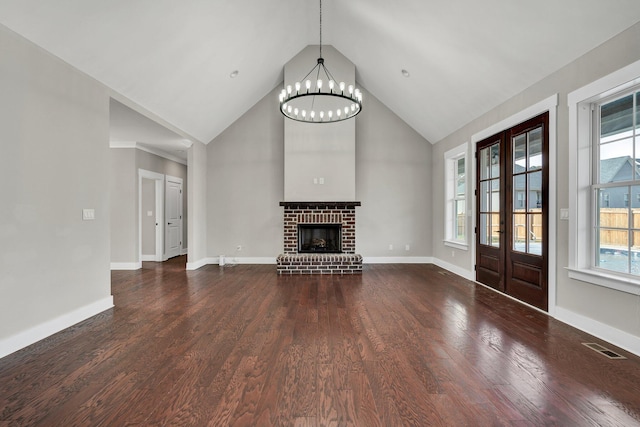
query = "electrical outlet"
xmin=388 ymin=244 xmax=393 ymax=250
xmin=405 ymin=244 xmax=410 ymax=251
xmin=452 ymin=250 xmax=455 ymax=257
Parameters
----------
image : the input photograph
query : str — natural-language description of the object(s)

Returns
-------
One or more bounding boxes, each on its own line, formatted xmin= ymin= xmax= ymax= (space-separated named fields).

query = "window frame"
xmin=568 ymin=59 xmax=640 ymax=295
xmin=444 ymin=143 xmax=469 ymax=250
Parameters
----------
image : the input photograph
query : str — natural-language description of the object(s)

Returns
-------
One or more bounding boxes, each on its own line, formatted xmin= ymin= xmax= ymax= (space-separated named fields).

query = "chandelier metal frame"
xmin=279 ymin=0 xmax=362 ymax=123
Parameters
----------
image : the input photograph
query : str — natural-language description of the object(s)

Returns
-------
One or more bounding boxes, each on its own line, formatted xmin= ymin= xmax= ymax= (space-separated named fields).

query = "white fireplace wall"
xmin=284 ymin=45 xmax=356 ymax=201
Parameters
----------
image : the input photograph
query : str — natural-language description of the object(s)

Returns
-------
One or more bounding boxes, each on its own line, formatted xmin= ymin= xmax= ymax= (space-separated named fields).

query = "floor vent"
xmin=582 ymin=342 xmax=626 ymax=360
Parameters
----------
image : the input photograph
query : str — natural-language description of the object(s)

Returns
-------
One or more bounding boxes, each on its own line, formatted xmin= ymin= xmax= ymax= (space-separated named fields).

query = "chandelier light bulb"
xmin=277 ymin=1 xmax=362 ymax=123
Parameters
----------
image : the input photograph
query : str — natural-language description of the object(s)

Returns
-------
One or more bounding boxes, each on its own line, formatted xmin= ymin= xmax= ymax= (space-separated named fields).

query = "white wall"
xmin=0 ymin=24 xmax=113 ymax=357
xmin=431 ymin=22 xmax=640 ymax=351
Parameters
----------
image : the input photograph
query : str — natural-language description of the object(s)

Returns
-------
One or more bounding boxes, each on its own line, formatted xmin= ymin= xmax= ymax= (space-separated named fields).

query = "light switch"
xmin=147 ymin=210 xmax=153 ymax=217
xmin=313 ymin=178 xmax=318 ymax=184
xmin=82 ymin=209 xmax=95 ymax=220
xmin=560 ymin=208 xmax=569 ymax=220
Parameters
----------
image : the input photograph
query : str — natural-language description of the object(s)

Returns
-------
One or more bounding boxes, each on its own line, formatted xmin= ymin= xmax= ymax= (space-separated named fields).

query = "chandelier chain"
xmin=319 ymin=0 xmax=322 ymax=59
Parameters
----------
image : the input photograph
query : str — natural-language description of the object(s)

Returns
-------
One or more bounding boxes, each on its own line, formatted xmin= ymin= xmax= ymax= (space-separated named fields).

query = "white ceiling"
xmin=2 ymin=0 xmax=640 ymax=155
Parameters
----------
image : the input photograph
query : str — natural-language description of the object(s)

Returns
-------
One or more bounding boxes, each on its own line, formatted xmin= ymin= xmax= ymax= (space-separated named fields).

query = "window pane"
xmin=528 ymin=127 xmax=543 ymax=171
xmin=480 ymin=147 xmax=490 ymax=180
xmin=490 ymin=213 xmax=500 ymax=247
xmin=480 ymin=180 xmax=489 ymax=212
xmin=529 ymin=213 xmax=543 ymax=255
xmin=456 ymin=157 xmax=465 ymax=197
xmin=455 ymin=200 xmax=465 ymax=240
xmin=491 ymin=179 xmax=500 ymax=211
xmin=480 ymin=213 xmax=489 ymax=245
xmin=631 ymin=185 xmax=640 ymax=209
xmin=513 ymin=175 xmax=526 ymax=211
xmin=490 ymin=144 xmax=500 ymax=178
xmin=597 ymin=229 xmax=629 ymax=274
xmin=513 ymin=213 xmax=526 ymax=252
xmin=601 ymin=94 xmax=633 ymax=138
xmin=598 ymin=187 xmax=628 ymax=227
xmin=513 ymin=134 xmax=526 ymax=174
xmin=528 ymin=171 xmax=542 ymax=211
xmin=600 ymin=138 xmax=634 ymax=183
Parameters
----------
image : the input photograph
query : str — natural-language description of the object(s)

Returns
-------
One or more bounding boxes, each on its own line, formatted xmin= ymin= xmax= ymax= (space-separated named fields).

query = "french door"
xmin=476 ymin=112 xmax=549 ymax=311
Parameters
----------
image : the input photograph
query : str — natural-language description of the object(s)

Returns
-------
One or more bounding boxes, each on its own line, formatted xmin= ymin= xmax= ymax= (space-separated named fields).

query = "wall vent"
xmin=582 ymin=342 xmax=626 ymax=360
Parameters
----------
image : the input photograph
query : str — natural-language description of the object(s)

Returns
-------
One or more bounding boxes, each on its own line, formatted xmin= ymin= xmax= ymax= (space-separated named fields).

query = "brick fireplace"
xmin=277 ymin=201 xmax=363 ymax=274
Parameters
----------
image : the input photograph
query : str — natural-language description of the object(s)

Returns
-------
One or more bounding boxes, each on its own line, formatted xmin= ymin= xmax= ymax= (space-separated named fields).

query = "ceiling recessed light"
xmin=401 ymin=69 xmax=410 ymax=77
xmin=230 ymin=70 xmax=239 ymax=78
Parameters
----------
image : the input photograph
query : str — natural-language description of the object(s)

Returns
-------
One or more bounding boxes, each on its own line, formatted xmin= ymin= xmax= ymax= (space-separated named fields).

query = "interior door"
xmin=476 ymin=112 xmax=549 ymax=311
xmin=165 ymin=175 xmax=183 ymax=259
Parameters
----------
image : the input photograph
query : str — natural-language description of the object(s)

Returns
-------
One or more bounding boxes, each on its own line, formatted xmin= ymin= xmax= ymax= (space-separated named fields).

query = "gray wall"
xmin=109 ymin=148 xmax=187 ymax=264
xmin=207 ymin=87 xmax=285 ymax=259
xmin=356 ymin=88 xmax=432 ymax=257
xmin=284 ymin=46 xmax=357 ymax=201
xmin=0 ymin=24 xmax=112 ymax=348
xmin=431 ymin=22 xmax=640 ymax=339
xmin=206 ymin=85 xmax=431 ymax=259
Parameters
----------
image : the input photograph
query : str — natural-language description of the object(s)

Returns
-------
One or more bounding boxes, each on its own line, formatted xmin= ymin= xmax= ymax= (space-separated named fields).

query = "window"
xmin=444 ymin=143 xmax=468 ymax=249
xmin=593 ymin=90 xmax=640 ymax=276
xmin=568 ymin=59 xmax=640 ymax=295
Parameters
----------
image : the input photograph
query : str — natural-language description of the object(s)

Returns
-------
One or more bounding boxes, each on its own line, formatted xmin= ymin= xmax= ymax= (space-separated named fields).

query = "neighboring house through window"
xmin=568 ymin=59 xmax=640 ymax=295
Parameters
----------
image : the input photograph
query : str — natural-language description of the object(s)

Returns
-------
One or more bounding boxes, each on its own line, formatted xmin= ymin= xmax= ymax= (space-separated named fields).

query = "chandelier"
xmin=278 ymin=0 xmax=362 ymax=123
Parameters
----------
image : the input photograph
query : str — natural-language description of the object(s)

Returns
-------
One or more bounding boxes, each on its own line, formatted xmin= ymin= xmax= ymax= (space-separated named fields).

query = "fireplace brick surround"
xmin=277 ymin=201 xmax=362 ymax=274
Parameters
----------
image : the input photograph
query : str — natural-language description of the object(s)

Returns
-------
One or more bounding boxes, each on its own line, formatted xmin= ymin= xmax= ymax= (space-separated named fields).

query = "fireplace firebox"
xmin=298 ymin=224 xmax=341 ymax=253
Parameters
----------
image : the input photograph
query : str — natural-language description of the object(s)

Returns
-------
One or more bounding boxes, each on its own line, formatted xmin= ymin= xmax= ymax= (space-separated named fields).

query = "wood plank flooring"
xmin=1 ymin=257 xmax=640 ymax=426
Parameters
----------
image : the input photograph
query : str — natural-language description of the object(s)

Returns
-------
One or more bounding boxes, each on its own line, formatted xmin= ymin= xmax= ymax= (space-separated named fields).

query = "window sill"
xmin=566 ymin=267 xmax=640 ymax=296
xmin=443 ymin=240 xmax=469 ymax=251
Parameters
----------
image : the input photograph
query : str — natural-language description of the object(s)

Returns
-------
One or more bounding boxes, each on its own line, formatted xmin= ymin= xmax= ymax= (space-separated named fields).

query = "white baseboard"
xmin=555 ymin=307 xmax=640 ymax=357
xmin=431 ymin=258 xmax=474 ymax=280
xmin=0 ymin=296 xmax=114 ymax=359
xmin=362 ymin=256 xmax=433 ymax=264
xmin=110 ymin=262 xmax=142 ymax=270
xmin=186 ymin=257 xmax=214 ymax=270
xmin=225 ymin=257 xmax=276 ymax=265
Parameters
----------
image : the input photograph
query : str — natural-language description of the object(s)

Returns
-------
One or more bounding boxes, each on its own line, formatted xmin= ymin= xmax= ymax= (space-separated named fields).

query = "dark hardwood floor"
xmin=1 ymin=257 xmax=640 ymax=426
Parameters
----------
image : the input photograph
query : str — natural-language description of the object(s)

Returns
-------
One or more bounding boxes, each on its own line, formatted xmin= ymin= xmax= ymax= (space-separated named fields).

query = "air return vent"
xmin=582 ymin=342 xmax=626 ymax=359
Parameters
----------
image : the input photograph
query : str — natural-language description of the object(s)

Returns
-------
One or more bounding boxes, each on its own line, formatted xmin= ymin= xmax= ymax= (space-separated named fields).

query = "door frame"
xmin=138 ymin=169 xmax=165 ymax=262
xmin=470 ymin=94 xmax=558 ymax=315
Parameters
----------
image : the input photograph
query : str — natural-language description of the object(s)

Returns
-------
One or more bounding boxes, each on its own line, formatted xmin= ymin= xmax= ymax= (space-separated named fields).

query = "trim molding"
xmin=555 ymin=307 xmax=640 ymax=357
xmin=431 ymin=257 xmax=474 ymax=280
xmin=110 ymin=262 xmax=142 ymax=270
xmin=0 ymin=296 xmax=114 ymax=359
xmin=362 ymin=256 xmax=432 ymax=264
xmin=186 ymin=257 xmax=213 ymax=271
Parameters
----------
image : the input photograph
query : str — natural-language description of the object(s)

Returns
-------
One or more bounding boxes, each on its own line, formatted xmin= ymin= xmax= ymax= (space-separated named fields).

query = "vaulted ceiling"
xmin=2 ymin=0 xmax=640 ymax=153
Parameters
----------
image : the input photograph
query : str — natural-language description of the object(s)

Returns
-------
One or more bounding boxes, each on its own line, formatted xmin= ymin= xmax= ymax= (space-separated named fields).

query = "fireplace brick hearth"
xmin=277 ymin=201 xmax=362 ymax=275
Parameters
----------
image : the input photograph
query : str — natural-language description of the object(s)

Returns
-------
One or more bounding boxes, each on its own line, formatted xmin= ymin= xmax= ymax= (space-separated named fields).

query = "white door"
xmin=165 ymin=175 xmax=183 ymax=259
